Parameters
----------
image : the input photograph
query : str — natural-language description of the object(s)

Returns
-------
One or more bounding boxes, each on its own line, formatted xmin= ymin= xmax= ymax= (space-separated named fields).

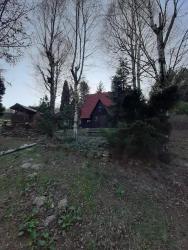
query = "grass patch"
xmin=71 ymin=161 xmax=106 ymax=211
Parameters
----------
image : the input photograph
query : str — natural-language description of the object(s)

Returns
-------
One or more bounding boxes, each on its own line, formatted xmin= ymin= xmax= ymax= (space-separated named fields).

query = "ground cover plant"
xmin=0 ymin=128 xmax=188 ymax=249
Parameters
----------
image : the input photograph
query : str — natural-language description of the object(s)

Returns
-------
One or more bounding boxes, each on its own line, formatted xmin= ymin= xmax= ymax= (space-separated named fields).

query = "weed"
xmin=18 ymin=214 xmax=39 ymax=241
xmin=18 ymin=213 xmax=55 ymax=249
xmin=58 ymin=206 xmax=82 ymax=231
xmin=115 ymin=185 xmax=125 ymax=199
xmin=87 ymin=239 xmax=97 ymax=250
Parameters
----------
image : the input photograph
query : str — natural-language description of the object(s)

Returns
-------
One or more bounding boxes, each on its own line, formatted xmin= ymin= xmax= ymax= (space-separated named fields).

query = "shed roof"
xmin=10 ymin=103 xmax=38 ymax=114
xmin=80 ymin=92 xmax=112 ymax=119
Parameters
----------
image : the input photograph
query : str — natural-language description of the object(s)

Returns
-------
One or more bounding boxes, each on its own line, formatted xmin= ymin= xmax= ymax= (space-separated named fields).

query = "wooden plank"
xmin=0 ymin=143 xmax=37 ymax=157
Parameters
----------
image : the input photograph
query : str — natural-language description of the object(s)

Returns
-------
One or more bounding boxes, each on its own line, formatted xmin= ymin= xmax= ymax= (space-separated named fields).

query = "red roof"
xmin=80 ymin=92 xmax=112 ymax=119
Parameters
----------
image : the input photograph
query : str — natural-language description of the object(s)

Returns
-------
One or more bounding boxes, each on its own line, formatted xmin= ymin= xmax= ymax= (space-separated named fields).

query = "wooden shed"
xmin=10 ymin=103 xmax=41 ymax=128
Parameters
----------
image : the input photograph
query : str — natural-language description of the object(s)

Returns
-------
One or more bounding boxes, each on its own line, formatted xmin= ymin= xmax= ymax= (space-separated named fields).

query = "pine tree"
xmin=59 ymin=81 xmax=74 ymax=129
xmin=38 ymin=95 xmax=50 ymax=113
xmin=110 ymin=59 xmax=129 ymax=125
xmin=111 ymin=59 xmax=129 ymax=100
xmin=60 ymin=80 xmax=70 ymax=112
xmin=0 ymin=75 xmax=5 ymax=117
xmin=97 ymin=81 xmax=105 ymax=93
xmin=79 ymin=80 xmax=90 ymax=105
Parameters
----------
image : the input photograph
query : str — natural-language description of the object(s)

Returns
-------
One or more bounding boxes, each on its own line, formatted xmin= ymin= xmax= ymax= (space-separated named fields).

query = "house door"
xmin=93 ymin=115 xmax=107 ymax=128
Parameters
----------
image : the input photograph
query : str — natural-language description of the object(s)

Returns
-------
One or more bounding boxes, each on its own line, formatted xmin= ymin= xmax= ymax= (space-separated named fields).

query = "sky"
xmin=2 ymin=0 xmax=114 ymax=109
xmin=2 ymin=49 xmax=114 ymax=108
xmin=2 ymin=0 xmax=188 ymax=109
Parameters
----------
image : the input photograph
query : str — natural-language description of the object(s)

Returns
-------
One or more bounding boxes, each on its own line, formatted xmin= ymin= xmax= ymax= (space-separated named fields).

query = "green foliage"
xmin=122 ymin=88 xmax=147 ymax=123
xmin=149 ymin=85 xmax=179 ymax=116
xmin=108 ymin=65 xmax=179 ymax=159
xmin=58 ymin=104 xmax=74 ymax=130
xmin=38 ymin=95 xmax=50 ymax=113
xmin=58 ymin=206 xmax=82 ymax=231
xmin=59 ymin=81 xmax=74 ymax=130
xmin=62 ymin=135 xmax=107 ymax=158
xmin=104 ymin=120 xmax=168 ymax=159
xmin=38 ymin=113 xmax=55 ymax=137
xmin=79 ymin=80 xmax=90 ymax=105
xmin=173 ymin=101 xmax=188 ymax=115
xmin=71 ymin=162 xmax=106 ymax=211
xmin=115 ymin=185 xmax=125 ymax=199
xmin=60 ymin=80 xmax=70 ymax=112
xmin=110 ymin=59 xmax=129 ymax=126
xmin=19 ymin=213 xmax=55 ymax=249
xmin=111 ymin=58 xmax=129 ymax=95
xmin=18 ymin=214 xmax=39 ymax=239
xmin=37 ymin=96 xmax=55 ymax=137
xmin=0 ymin=76 xmax=5 ymax=117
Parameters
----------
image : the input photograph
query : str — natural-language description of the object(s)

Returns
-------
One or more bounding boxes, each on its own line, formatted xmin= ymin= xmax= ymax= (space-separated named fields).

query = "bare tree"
xmin=135 ymin=0 xmax=188 ymax=86
xmin=34 ymin=0 xmax=70 ymax=115
xmin=104 ymin=0 xmax=188 ymax=88
xmin=67 ymin=0 xmax=99 ymax=139
xmin=0 ymin=0 xmax=30 ymax=63
xmin=104 ymin=0 xmax=149 ymax=90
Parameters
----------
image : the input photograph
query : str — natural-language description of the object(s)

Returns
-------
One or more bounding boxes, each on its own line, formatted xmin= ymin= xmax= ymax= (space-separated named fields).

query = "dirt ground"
xmin=0 ymin=127 xmax=187 ymax=250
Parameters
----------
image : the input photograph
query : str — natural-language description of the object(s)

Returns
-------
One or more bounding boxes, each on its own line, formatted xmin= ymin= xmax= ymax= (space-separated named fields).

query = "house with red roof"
xmin=80 ymin=92 xmax=113 ymax=128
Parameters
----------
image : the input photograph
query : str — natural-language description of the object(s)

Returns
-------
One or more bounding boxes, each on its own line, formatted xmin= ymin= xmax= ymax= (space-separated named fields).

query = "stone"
xmin=21 ymin=162 xmax=42 ymax=170
xmin=21 ymin=162 xmax=32 ymax=169
xmin=28 ymin=158 xmax=34 ymax=162
xmin=27 ymin=172 xmax=38 ymax=178
xmin=58 ymin=197 xmax=68 ymax=210
xmin=44 ymin=215 xmax=56 ymax=227
xmin=33 ymin=196 xmax=46 ymax=208
xmin=31 ymin=164 xmax=42 ymax=170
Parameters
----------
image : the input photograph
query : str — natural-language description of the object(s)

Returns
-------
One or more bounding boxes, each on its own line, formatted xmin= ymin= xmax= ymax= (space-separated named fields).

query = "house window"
xmin=98 ymin=104 xmax=103 ymax=113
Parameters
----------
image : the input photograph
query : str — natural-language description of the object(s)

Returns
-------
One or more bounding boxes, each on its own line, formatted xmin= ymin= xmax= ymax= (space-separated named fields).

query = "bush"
xmin=38 ymin=113 xmax=55 ymax=137
xmin=173 ymin=101 xmax=188 ymax=115
xmin=103 ymin=121 xmax=168 ymax=159
xmin=107 ymin=84 xmax=178 ymax=161
xmin=149 ymin=85 xmax=178 ymax=116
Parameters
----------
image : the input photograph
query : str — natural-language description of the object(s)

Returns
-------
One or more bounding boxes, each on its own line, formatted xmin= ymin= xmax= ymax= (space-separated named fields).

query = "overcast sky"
xmin=2 ymin=0 xmax=188 ymax=108
xmin=2 ymin=46 xmax=114 ymax=108
xmin=2 ymin=0 xmax=114 ymax=108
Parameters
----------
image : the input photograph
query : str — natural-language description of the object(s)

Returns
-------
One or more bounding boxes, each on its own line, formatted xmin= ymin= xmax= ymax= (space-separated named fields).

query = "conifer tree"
xmin=97 ymin=81 xmax=105 ymax=93
xmin=111 ymin=59 xmax=129 ymax=100
xmin=79 ymin=80 xmax=90 ymax=105
xmin=110 ymin=59 xmax=129 ymax=125
xmin=59 ymin=81 xmax=74 ymax=129
xmin=60 ymin=80 xmax=70 ymax=112
xmin=0 ymin=75 xmax=5 ymax=117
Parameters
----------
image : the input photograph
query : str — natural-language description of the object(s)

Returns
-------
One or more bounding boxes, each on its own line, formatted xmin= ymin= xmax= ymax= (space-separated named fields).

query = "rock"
xmin=21 ymin=162 xmax=42 ymax=170
xmin=58 ymin=197 xmax=68 ymax=210
xmin=31 ymin=164 xmax=42 ymax=170
xmin=183 ymin=162 xmax=188 ymax=167
xmin=27 ymin=172 xmax=38 ymax=178
xmin=44 ymin=215 xmax=56 ymax=227
xmin=33 ymin=196 xmax=46 ymax=208
xmin=27 ymin=158 xmax=34 ymax=162
xmin=21 ymin=162 xmax=32 ymax=169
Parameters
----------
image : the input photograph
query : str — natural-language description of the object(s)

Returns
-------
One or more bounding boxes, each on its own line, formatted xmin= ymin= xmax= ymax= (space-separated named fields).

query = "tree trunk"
xmin=73 ymin=83 xmax=79 ymax=140
xmin=49 ymin=57 xmax=56 ymax=115
xmin=157 ymin=31 xmax=167 ymax=86
xmin=137 ymin=42 xmax=141 ymax=90
xmin=50 ymin=85 xmax=55 ymax=115
xmin=132 ymin=59 xmax=137 ymax=89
